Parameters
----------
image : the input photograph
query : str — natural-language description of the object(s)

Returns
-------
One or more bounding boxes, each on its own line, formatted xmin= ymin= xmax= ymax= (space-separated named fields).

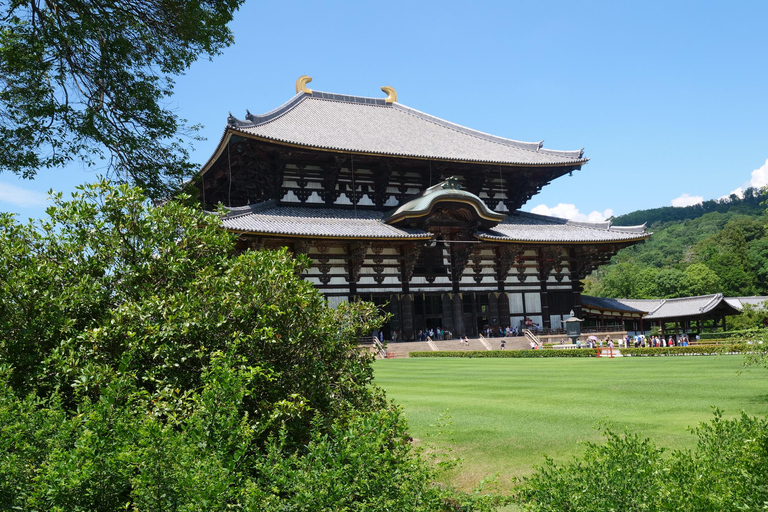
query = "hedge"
xmin=410 ymin=349 xmax=601 ymax=358
xmin=409 ymin=344 xmax=756 ymax=358
xmin=700 ymin=329 xmax=768 ymax=341
xmin=621 ymin=344 xmax=751 ymax=356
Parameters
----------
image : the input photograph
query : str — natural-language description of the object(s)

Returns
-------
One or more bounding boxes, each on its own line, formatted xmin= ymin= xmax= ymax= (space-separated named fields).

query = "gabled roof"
xmin=219 ymin=202 xmax=429 ymax=240
xmin=220 ymin=90 xmax=588 ymax=167
xmin=385 ymin=177 xmax=506 ymax=228
xmin=476 ymin=211 xmax=650 ymax=244
xmin=217 ymin=202 xmax=648 ymax=244
xmin=582 ymin=296 xmax=649 ymax=314
xmin=725 ymin=296 xmax=768 ymax=309
xmin=590 ymin=294 xmax=742 ymax=320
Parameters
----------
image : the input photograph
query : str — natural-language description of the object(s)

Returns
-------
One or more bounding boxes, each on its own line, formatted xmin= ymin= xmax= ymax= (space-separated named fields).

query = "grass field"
xmin=374 ymin=355 xmax=768 ymax=492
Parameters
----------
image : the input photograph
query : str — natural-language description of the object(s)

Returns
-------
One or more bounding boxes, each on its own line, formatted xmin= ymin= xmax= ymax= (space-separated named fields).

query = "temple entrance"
xmin=475 ymin=293 xmax=489 ymax=335
xmin=414 ymin=294 xmax=443 ymax=335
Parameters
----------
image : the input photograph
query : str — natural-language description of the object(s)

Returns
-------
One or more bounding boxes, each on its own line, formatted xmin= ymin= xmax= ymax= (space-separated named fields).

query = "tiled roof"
xmin=385 ymin=179 xmax=505 ymax=226
xmin=219 ymin=204 xmax=649 ymax=244
xmin=220 ymin=202 xmax=429 ymax=239
xmin=476 ymin=211 xmax=650 ymax=243
xmin=225 ymin=91 xmax=587 ymax=166
xmin=725 ymin=296 xmax=768 ymax=309
xmin=588 ymin=294 xmax=743 ymax=320
xmin=582 ymin=295 xmax=649 ymax=314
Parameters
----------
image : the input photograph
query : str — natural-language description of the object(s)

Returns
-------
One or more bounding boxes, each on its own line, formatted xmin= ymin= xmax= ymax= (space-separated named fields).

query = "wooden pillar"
xmin=489 ymin=292 xmax=500 ymax=330
xmin=498 ymin=292 xmax=510 ymax=329
xmin=442 ymin=293 xmax=455 ymax=337
xmin=540 ymin=281 xmax=551 ymax=330
xmin=390 ymin=294 xmax=402 ymax=339
xmin=452 ymin=294 xmax=465 ymax=337
xmin=401 ymin=294 xmax=415 ymax=340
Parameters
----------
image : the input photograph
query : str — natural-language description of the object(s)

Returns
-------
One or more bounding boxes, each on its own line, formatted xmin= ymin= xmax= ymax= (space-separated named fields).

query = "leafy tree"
xmin=683 ymin=263 xmax=722 ymax=296
xmin=0 ymin=182 xmax=497 ymax=510
xmin=0 ymin=1 xmax=243 ymax=197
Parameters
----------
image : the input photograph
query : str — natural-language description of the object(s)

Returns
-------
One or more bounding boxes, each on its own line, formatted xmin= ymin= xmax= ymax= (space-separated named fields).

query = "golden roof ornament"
xmin=295 ymin=75 xmax=313 ymax=94
xmin=381 ymin=85 xmax=397 ymax=103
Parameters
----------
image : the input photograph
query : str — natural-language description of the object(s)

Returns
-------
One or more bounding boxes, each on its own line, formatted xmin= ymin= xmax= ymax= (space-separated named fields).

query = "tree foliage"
xmin=515 ymin=410 xmax=768 ymax=511
xmin=0 ymin=182 xmax=497 ymax=511
xmin=0 ymin=1 xmax=243 ymax=197
xmin=611 ymin=187 xmax=768 ymax=227
xmin=585 ymin=208 xmax=768 ymax=299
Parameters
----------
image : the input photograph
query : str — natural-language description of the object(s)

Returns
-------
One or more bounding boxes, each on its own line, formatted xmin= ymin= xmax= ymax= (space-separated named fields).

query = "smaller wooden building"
xmin=581 ymin=294 xmax=754 ymax=335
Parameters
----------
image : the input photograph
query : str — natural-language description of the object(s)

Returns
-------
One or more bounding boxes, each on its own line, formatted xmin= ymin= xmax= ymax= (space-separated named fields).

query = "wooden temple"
xmin=196 ymin=77 xmax=650 ymax=340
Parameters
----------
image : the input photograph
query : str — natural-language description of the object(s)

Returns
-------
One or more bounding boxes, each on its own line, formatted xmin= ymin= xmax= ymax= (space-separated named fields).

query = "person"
xmin=392 ymin=330 xmax=397 ymax=343
xmin=500 ymin=339 xmax=506 ymax=350
xmin=530 ymin=340 xmax=536 ymax=350
xmin=576 ymin=339 xmax=582 ymax=349
xmin=464 ymin=335 xmax=469 ymax=346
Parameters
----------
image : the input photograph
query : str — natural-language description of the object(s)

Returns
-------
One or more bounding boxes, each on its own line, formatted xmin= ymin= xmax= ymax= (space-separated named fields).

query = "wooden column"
xmin=489 ymin=293 xmax=500 ymax=330
xmin=452 ymin=294 xmax=465 ymax=337
xmin=390 ymin=294 xmax=402 ymax=339
xmin=442 ymin=293 xmax=455 ymax=337
xmin=401 ymin=294 xmax=415 ymax=340
xmin=498 ymin=292 xmax=510 ymax=329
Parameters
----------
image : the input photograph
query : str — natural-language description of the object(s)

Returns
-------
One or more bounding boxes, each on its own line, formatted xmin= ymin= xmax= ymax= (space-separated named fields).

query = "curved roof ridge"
xmin=227 ymin=90 xmax=586 ymax=160
xmin=510 ymin=210 xmax=569 ymax=224
xmin=702 ymin=292 xmax=724 ymax=312
xmin=566 ymin=219 xmax=611 ymax=230
xmin=648 ymin=299 xmax=667 ymax=315
xmin=228 ymin=92 xmax=307 ymax=127
xmin=538 ymin=147 xmax=586 ymax=159
xmin=391 ymin=102 xmax=546 ymax=153
xmin=609 ymin=223 xmax=648 ymax=234
xmin=662 ymin=293 xmax=720 ymax=302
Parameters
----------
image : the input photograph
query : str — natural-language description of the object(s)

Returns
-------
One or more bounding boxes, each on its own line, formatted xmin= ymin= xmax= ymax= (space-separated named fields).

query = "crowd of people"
xmin=577 ymin=333 xmax=695 ymax=348
xmin=415 ymin=328 xmax=454 ymax=341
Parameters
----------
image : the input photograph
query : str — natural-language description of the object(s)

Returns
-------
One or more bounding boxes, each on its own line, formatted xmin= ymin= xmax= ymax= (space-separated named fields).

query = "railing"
xmin=523 ymin=329 xmax=541 ymax=348
xmin=426 ymin=336 xmax=439 ymax=352
xmin=582 ymin=325 xmax=626 ymax=333
xmin=528 ymin=325 xmax=626 ymax=336
xmin=477 ymin=334 xmax=492 ymax=351
xmin=372 ymin=335 xmax=387 ymax=359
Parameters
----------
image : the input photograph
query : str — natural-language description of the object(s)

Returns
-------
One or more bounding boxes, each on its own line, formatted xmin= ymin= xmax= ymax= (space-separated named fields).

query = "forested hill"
xmin=610 ymin=187 xmax=767 ymax=227
xmin=583 ymin=187 xmax=768 ymax=299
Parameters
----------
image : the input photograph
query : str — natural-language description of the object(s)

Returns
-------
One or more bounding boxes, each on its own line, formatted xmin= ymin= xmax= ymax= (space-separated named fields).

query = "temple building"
xmin=196 ymin=77 xmax=650 ymax=340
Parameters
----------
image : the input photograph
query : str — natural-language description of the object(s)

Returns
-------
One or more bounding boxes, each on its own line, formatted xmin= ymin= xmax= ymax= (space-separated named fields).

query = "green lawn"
xmin=374 ymin=355 xmax=768 ymax=492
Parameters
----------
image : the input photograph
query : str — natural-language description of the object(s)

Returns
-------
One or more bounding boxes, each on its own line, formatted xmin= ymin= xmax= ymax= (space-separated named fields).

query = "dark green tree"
xmin=0 ymin=182 xmax=498 ymax=510
xmin=0 ymin=0 xmax=243 ymax=197
xmin=683 ymin=263 xmax=722 ymax=296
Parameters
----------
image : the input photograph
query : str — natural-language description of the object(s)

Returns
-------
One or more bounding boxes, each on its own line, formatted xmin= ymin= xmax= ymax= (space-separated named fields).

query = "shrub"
xmin=515 ymin=410 xmax=768 ymax=511
xmin=0 ymin=182 xmax=496 ymax=511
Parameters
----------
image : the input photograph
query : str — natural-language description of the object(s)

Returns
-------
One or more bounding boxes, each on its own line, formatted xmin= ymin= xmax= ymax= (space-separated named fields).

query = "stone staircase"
xmin=380 ymin=336 xmax=532 ymax=357
xmin=380 ymin=341 xmax=432 ymax=358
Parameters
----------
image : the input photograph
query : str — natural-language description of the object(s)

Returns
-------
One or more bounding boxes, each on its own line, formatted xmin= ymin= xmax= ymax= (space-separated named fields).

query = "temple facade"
xmin=196 ymin=77 xmax=650 ymax=340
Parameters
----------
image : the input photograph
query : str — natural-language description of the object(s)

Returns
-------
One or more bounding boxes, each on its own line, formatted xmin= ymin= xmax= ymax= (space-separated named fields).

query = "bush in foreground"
xmin=515 ymin=410 xmax=768 ymax=511
xmin=0 ymin=182 xmax=497 ymax=511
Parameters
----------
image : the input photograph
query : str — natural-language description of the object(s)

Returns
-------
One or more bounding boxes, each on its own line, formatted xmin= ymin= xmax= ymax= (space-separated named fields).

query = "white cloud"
xmin=0 ymin=182 xmax=48 ymax=208
xmin=724 ymin=158 xmax=768 ymax=200
xmin=530 ymin=203 xmax=613 ymax=222
xmin=749 ymin=158 xmax=768 ymax=189
xmin=671 ymin=193 xmax=703 ymax=207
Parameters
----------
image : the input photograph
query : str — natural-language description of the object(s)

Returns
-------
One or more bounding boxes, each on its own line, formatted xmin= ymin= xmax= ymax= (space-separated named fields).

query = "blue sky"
xmin=2 ymin=0 xmax=767 ymax=222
